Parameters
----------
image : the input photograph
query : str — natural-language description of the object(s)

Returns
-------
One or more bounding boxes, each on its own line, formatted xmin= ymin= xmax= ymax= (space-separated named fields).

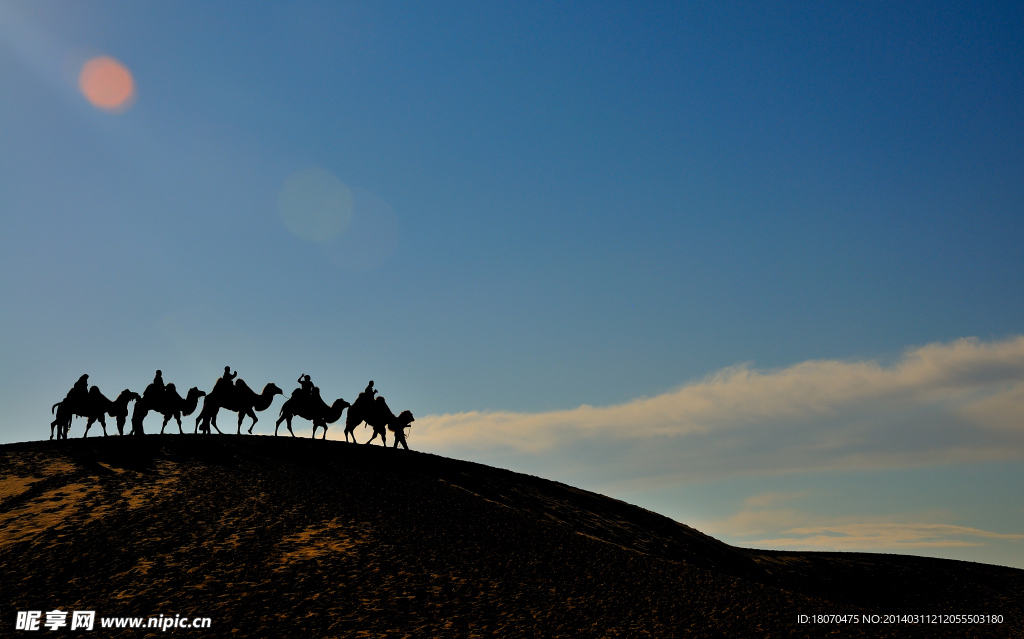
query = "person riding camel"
xmin=69 ymin=374 xmax=89 ymax=405
xmin=298 ymin=374 xmax=315 ymax=397
xmin=214 ymin=366 xmax=237 ymax=397
xmin=362 ymin=380 xmax=377 ymax=401
xmin=144 ymin=370 xmax=165 ymax=403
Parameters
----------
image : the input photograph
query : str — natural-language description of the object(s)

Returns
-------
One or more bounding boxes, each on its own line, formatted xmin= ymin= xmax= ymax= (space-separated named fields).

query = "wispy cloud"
xmin=413 ymin=336 xmax=1024 ymax=485
xmin=698 ymin=494 xmax=1024 ymax=550
xmin=754 ymin=523 xmax=1024 ymax=550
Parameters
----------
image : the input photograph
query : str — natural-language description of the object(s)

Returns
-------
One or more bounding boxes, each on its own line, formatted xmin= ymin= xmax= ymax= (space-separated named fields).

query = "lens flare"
xmin=78 ymin=56 xmax=135 ymax=112
xmin=278 ymin=168 xmax=353 ymax=243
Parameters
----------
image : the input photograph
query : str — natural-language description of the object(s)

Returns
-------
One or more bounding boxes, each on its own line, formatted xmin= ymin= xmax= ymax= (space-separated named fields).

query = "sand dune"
xmin=1 ymin=436 xmax=1020 ymax=637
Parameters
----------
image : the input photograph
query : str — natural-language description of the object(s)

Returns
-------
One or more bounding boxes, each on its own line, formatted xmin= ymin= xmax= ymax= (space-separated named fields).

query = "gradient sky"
xmin=2 ymin=1 xmax=1022 ymax=567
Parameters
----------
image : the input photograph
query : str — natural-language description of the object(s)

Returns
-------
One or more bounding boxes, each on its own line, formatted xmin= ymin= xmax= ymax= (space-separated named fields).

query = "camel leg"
xmin=176 ymin=414 xmax=183 ymax=435
xmin=83 ymin=418 xmax=92 ymax=438
xmin=116 ymin=416 xmax=126 ymax=436
xmin=274 ymin=414 xmax=284 ymax=436
xmin=204 ymin=407 xmax=223 ymax=434
xmin=247 ymin=410 xmax=258 ymax=435
xmin=161 ymin=415 xmax=170 ymax=435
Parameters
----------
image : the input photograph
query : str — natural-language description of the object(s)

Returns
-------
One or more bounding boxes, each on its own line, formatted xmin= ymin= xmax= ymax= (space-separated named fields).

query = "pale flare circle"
xmin=278 ymin=168 xmax=353 ymax=243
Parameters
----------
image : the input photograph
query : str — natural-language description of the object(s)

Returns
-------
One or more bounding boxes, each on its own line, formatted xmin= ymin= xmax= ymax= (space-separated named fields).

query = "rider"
xmin=69 ymin=374 xmax=89 ymax=404
xmin=153 ymin=369 xmax=164 ymax=391
xmin=298 ymin=374 xmax=315 ymax=398
xmin=144 ymin=370 xmax=165 ymax=403
xmin=362 ymin=380 xmax=377 ymax=401
xmin=214 ymin=366 xmax=236 ymax=395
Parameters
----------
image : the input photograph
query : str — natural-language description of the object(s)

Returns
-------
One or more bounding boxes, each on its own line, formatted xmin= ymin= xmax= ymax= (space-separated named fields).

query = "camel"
xmin=344 ymin=395 xmax=414 ymax=448
xmin=195 ymin=379 xmax=282 ymax=435
xmin=130 ymin=384 xmax=206 ymax=435
xmin=51 ymin=387 xmax=140 ymax=439
xmin=275 ymin=387 xmax=351 ymax=439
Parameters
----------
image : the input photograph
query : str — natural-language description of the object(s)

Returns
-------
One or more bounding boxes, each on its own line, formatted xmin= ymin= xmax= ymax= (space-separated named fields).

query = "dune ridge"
xmin=1 ymin=436 xmax=1021 ymax=638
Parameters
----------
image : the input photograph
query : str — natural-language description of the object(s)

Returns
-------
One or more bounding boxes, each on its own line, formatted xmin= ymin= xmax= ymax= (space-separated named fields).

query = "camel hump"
xmin=235 ymin=378 xmax=253 ymax=394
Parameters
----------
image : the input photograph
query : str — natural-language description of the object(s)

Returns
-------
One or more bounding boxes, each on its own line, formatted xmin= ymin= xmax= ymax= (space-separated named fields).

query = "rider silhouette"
xmin=144 ymin=370 xmax=165 ymax=403
xmin=363 ymin=380 xmax=377 ymax=400
xmin=298 ymin=374 xmax=315 ymax=398
xmin=70 ymin=374 xmax=89 ymax=404
xmin=214 ymin=366 xmax=237 ymax=396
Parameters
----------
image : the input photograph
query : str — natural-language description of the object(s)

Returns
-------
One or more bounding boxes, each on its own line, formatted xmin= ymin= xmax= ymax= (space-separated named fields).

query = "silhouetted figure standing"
xmin=50 ymin=374 xmax=90 ymax=439
xmin=390 ymin=410 xmax=415 ymax=450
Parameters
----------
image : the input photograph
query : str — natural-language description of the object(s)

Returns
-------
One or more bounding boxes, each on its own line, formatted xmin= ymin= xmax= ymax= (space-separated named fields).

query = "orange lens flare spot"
xmin=79 ymin=56 xmax=135 ymax=112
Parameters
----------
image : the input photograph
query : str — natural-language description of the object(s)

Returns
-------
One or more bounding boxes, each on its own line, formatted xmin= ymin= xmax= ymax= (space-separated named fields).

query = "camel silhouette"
xmin=195 ymin=379 xmax=282 ymax=434
xmin=344 ymin=395 xmax=413 ymax=447
xmin=275 ymin=386 xmax=351 ymax=439
xmin=51 ymin=387 xmax=140 ymax=439
xmin=131 ymin=384 xmax=207 ymax=435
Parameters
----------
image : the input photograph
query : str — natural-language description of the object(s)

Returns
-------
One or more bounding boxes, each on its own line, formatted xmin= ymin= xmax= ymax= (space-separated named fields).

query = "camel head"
xmin=185 ymin=387 xmax=206 ymax=401
xmin=396 ymin=410 xmax=414 ymax=427
xmin=264 ymin=383 xmax=284 ymax=398
xmin=117 ymin=389 xmax=141 ymax=404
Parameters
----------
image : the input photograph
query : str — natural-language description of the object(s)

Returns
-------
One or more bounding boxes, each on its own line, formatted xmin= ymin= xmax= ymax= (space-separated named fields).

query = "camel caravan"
xmin=49 ymin=369 xmax=415 ymax=449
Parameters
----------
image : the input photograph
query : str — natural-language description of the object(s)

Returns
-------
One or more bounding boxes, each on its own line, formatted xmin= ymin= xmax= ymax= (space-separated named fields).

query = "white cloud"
xmin=754 ymin=523 xmax=1024 ymax=549
xmin=695 ymin=493 xmax=1024 ymax=552
xmin=692 ymin=491 xmax=1019 ymax=552
xmin=413 ymin=336 xmax=1024 ymax=484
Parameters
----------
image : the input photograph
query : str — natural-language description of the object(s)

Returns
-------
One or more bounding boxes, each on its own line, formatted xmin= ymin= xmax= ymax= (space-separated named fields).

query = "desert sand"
xmin=1 ymin=435 xmax=1020 ymax=637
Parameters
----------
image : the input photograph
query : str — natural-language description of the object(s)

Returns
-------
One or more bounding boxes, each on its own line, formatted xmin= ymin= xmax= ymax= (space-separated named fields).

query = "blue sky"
xmin=1 ymin=1 xmax=1022 ymax=567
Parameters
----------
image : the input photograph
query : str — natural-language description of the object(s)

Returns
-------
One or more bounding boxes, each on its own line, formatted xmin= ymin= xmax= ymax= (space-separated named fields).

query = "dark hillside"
xmin=1 ymin=436 xmax=1020 ymax=637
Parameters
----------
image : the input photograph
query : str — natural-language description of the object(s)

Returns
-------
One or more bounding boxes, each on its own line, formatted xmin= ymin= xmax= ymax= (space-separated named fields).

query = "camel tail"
xmin=52 ymin=402 xmax=60 ymax=414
